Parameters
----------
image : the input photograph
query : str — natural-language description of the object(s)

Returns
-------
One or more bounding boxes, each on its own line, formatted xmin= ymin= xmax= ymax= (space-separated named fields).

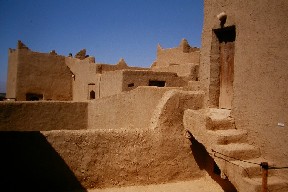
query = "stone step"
xmin=229 ymin=158 xmax=266 ymax=178
xmin=206 ymin=109 xmax=235 ymax=130
xmin=213 ymin=143 xmax=261 ymax=160
xmin=243 ymin=176 xmax=288 ymax=192
xmin=207 ymin=129 xmax=248 ymax=144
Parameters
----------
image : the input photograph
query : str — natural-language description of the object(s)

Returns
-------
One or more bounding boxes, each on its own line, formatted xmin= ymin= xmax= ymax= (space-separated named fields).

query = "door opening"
xmin=214 ymin=26 xmax=236 ymax=109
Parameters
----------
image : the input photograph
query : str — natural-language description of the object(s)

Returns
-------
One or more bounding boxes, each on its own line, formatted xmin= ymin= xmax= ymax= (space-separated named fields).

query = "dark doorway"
xmin=26 ymin=93 xmax=43 ymax=101
xmin=90 ymin=90 xmax=95 ymax=100
xmin=214 ymin=26 xmax=236 ymax=109
xmin=149 ymin=80 xmax=166 ymax=87
xmin=88 ymin=83 xmax=96 ymax=100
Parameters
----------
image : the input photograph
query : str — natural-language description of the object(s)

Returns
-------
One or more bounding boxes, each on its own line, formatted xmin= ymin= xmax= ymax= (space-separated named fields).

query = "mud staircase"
xmin=183 ymin=108 xmax=288 ymax=192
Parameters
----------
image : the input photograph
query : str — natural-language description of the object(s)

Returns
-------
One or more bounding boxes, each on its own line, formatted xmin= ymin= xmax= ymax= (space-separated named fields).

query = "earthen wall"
xmin=0 ymin=101 xmax=88 ymax=131
xmin=122 ymin=70 xmax=186 ymax=92
xmin=153 ymin=45 xmax=200 ymax=69
xmin=0 ymin=128 xmax=204 ymax=190
xmin=6 ymin=49 xmax=18 ymax=99
xmin=200 ymin=0 xmax=288 ymax=170
xmin=88 ymin=87 xmax=181 ymax=130
xmin=99 ymin=70 xmax=123 ymax=98
xmin=65 ymin=57 xmax=98 ymax=101
xmin=15 ymin=49 xmax=73 ymax=101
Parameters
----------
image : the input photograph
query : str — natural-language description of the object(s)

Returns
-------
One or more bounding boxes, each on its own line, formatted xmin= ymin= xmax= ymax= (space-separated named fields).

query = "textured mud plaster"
xmin=150 ymin=90 xmax=205 ymax=131
xmin=41 ymin=128 xmax=205 ymax=190
xmin=152 ymin=39 xmax=200 ymax=80
xmin=153 ymin=39 xmax=200 ymax=69
xmin=88 ymin=87 xmax=182 ymax=130
xmin=0 ymin=101 xmax=88 ymax=131
xmin=6 ymin=49 xmax=18 ymax=98
xmin=200 ymin=0 xmax=288 ymax=177
xmin=6 ymin=49 xmax=73 ymax=101
xmin=65 ymin=57 xmax=99 ymax=101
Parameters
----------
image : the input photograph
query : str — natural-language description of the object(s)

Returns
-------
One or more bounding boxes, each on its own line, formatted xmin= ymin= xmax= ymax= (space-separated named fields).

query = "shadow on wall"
xmin=0 ymin=132 xmax=87 ymax=192
xmin=189 ymin=133 xmax=237 ymax=192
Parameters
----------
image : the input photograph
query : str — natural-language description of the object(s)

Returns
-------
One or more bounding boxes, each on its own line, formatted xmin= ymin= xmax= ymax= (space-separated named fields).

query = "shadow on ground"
xmin=0 ymin=131 xmax=87 ymax=192
xmin=189 ymin=133 xmax=237 ymax=192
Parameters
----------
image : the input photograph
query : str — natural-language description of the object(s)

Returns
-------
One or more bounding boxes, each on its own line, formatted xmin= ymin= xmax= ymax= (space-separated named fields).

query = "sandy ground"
xmin=88 ymin=177 xmax=224 ymax=192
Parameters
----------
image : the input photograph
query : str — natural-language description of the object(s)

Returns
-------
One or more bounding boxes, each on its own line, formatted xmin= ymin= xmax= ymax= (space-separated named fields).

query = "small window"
xmin=128 ymin=83 xmax=134 ymax=87
xmin=149 ymin=80 xmax=166 ymax=87
xmin=26 ymin=93 xmax=43 ymax=101
xmin=90 ymin=90 xmax=95 ymax=100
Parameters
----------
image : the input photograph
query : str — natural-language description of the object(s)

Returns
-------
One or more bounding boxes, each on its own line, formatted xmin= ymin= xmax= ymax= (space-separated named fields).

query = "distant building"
xmin=6 ymin=39 xmax=199 ymax=101
xmin=1 ymin=1 xmax=288 ymax=191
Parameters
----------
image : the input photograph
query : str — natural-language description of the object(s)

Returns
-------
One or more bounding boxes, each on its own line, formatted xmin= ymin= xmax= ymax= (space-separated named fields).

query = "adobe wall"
xmin=99 ymin=70 xmax=123 ymax=98
xmin=122 ymin=70 xmax=186 ymax=92
xmin=15 ymin=49 xmax=73 ymax=101
xmin=200 ymin=0 xmax=288 ymax=171
xmin=153 ymin=41 xmax=200 ymax=69
xmin=6 ymin=49 xmax=18 ymax=99
xmin=88 ymin=87 xmax=182 ymax=130
xmin=0 ymin=101 xmax=88 ymax=131
xmin=66 ymin=58 xmax=150 ymax=101
xmin=65 ymin=57 xmax=99 ymax=101
xmin=152 ymin=63 xmax=199 ymax=81
xmin=97 ymin=62 xmax=147 ymax=74
xmin=0 ymin=129 xmax=205 ymax=191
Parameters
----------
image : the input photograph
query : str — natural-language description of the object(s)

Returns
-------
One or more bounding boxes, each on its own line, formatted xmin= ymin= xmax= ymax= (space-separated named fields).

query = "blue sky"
xmin=0 ymin=0 xmax=203 ymax=92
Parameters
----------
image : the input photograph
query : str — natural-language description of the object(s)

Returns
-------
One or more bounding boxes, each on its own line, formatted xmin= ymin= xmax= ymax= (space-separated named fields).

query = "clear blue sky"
xmin=0 ymin=0 xmax=203 ymax=92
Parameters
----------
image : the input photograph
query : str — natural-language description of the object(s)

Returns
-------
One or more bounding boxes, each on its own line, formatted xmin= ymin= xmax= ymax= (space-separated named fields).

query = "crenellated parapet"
xmin=75 ymin=49 xmax=86 ymax=60
xmin=17 ymin=40 xmax=30 ymax=50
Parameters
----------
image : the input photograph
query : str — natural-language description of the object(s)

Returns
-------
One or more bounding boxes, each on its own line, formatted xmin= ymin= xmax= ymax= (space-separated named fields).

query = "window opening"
xmin=26 ymin=93 xmax=43 ymax=101
xmin=149 ymin=80 xmax=166 ymax=87
xmin=128 ymin=83 xmax=134 ymax=87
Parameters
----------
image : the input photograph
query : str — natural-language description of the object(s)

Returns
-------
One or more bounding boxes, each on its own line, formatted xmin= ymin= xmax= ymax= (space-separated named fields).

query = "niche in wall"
xmin=149 ymin=80 xmax=166 ymax=87
xmin=26 ymin=93 xmax=43 ymax=101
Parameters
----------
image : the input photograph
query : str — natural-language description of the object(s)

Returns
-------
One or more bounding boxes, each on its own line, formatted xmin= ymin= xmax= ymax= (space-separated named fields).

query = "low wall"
xmin=0 ymin=129 xmax=204 ymax=191
xmin=0 ymin=101 xmax=88 ymax=131
xmin=88 ymin=87 xmax=182 ymax=130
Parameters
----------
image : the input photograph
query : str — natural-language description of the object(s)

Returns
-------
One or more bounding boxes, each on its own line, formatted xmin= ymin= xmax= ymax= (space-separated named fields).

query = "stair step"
xmin=229 ymin=158 xmax=264 ymax=177
xmin=243 ymin=176 xmax=288 ymax=192
xmin=209 ymin=108 xmax=231 ymax=119
xmin=213 ymin=143 xmax=261 ymax=160
xmin=208 ymin=129 xmax=248 ymax=144
xmin=206 ymin=109 xmax=235 ymax=130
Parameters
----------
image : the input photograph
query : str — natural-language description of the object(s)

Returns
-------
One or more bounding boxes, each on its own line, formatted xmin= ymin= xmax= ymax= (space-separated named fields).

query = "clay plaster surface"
xmin=7 ymin=49 xmax=73 ymax=101
xmin=200 ymin=0 xmax=288 ymax=179
xmin=0 ymin=101 xmax=88 ymax=131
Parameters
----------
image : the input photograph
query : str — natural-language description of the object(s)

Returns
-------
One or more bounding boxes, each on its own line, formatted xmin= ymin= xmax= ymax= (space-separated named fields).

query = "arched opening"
xmin=90 ymin=90 xmax=95 ymax=100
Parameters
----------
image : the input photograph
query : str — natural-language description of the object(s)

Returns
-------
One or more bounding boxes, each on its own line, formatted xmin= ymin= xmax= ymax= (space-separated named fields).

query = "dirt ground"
xmin=88 ymin=176 xmax=224 ymax=192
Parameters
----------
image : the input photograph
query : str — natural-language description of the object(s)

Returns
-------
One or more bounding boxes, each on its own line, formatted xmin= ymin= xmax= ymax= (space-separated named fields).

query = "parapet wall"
xmin=153 ymin=40 xmax=200 ymax=69
xmin=0 ymin=101 xmax=88 ymax=131
xmin=0 ymin=128 xmax=205 ymax=191
xmin=88 ymin=87 xmax=182 ymax=130
xmin=13 ymin=49 xmax=73 ymax=101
